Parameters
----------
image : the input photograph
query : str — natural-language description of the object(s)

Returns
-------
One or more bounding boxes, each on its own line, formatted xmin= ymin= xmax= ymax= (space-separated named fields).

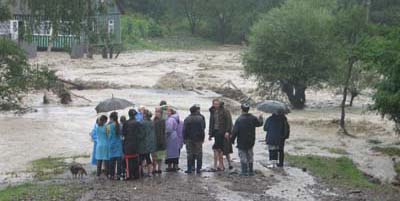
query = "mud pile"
xmin=153 ymin=71 xmax=195 ymax=90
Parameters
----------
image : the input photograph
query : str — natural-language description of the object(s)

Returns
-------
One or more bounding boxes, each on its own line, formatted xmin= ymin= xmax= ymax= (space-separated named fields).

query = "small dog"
xmin=70 ymin=164 xmax=87 ymax=179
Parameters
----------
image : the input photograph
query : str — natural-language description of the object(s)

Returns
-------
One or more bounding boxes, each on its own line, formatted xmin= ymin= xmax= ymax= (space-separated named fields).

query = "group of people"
xmin=90 ymin=99 xmax=290 ymax=180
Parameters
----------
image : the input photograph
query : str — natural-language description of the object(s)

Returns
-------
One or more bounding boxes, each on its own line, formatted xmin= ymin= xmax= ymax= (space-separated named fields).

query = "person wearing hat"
xmin=231 ymin=103 xmax=263 ymax=176
xmin=183 ymin=104 xmax=206 ymax=174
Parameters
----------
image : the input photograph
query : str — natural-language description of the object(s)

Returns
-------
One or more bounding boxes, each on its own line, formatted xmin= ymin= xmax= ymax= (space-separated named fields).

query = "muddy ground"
xmin=1 ymin=46 xmax=400 ymax=200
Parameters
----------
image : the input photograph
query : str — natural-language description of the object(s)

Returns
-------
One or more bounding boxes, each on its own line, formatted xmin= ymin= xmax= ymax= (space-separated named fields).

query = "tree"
xmin=0 ymin=39 xmax=30 ymax=109
xmin=243 ymin=0 xmax=338 ymax=109
xmin=359 ymin=28 xmax=400 ymax=133
xmin=0 ymin=1 xmax=11 ymax=21
xmin=177 ymin=0 xmax=204 ymax=35
xmin=333 ymin=2 xmax=369 ymax=134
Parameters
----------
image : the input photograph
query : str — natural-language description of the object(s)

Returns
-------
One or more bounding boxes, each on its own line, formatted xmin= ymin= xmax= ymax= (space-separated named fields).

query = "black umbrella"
xmin=95 ymin=96 xmax=135 ymax=113
xmin=256 ymin=100 xmax=290 ymax=114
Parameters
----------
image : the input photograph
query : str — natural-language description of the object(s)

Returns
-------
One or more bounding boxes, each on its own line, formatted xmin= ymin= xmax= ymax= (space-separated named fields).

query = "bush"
xmin=121 ymin=15 xmax=163 ymax=45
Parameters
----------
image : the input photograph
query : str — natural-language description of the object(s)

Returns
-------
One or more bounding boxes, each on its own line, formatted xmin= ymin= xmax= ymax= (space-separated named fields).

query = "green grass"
xmin=0 ymin=183 xmax=87 ymax=201
xmin=322 ymin=147 xmax=349 ymax=155
xmin=371 ymin=146 xmax=400 ymax=157
xmin=287 ymin=155 xmax=375 ymax=188
xmin=124 ymin=34 xmax=219 ymax=51
xmin=31 ymin=157 xmax=68 ymax=180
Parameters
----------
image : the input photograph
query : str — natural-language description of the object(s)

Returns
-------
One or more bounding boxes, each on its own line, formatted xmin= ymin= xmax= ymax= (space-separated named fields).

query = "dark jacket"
xmin=122 ymin=119 xmax=143 ymax=155
xmin=231 ymin=113 xmax=263 ymax=150
xmin=153 ymin=116 xmax=166 ymax=151
xmin=209 ymin=104 xmax=233 ymax=136
xmin=183 ymin=113 xmax=206 ymax=142
xmin=264 ymin=114 xmax=290 ymax=146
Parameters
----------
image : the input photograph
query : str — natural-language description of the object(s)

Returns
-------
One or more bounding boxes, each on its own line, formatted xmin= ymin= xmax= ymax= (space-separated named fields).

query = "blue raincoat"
xmin=91 ymin=123 xmax=98 ymax=165
xmin=107 ymin=122 xmax=123 ymax=158
xmin=96 ymin=125 xmax=110 ymax=160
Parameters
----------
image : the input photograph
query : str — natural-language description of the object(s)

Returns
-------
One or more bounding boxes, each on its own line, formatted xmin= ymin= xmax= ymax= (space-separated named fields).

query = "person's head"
xmin=167 ymin=106 xmax=176 ymax=117
xmin=128 ymin=109 xmax=137 ymax=119
xmin=139 ymin=106 xmax=145 ymax=114
xmin=99 ymin=115 xmax=108 ymax=126
xmin=143 ymin=109 xmax=153 ymax=120
xmin=109 ymin=111 xmax=118 ymax=123
xmin=212 ymin=99 xmax=221 ymax=109
xmin=275 ymin=109 xmax=285 ymax=116
xmin=160 ymin=100 xmax=167 ymax=106
xmin=120 ymin=115 xmax=126 ymax=124
xmin=190 ymin=105 xmax=197 ymax=114
xmin=155 ymin=107 xmax=162 ymax=118
xmin=241 ymin=103 xmax=250 ymax=113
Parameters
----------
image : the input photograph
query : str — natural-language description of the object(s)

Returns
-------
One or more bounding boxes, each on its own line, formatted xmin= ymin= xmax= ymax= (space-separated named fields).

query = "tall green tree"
xmin=359 ymin=28 xmax=400 ymax=133
xmin=244 ymin=0 xmax=338 ymax=109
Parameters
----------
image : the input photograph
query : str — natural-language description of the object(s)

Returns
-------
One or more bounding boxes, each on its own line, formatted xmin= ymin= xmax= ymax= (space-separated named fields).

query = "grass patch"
xmin=30 ymin=157 xmax=68 ymax=180
xmin=367 ymin=139 xmax=383 ymax=145
xmin=322 ymin=147 xmax=349 ymax=155
xmin=287 ymin=155 xmax=375 ymax=188
xmin=124 ymin=34 xmax=219 ymax=51
xmin=371 ymin=146 xmax=400 ymax=157
xmin=0 ymin=183 xmax=87 ymax=201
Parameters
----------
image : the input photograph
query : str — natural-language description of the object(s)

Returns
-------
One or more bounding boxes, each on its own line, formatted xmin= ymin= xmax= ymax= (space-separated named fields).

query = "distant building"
xmin=0 ymin=0 xmax=122 ymax=51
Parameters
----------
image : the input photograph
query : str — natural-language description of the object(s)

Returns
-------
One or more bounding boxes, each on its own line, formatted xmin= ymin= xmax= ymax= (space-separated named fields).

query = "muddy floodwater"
xmin=1 ymin=48 xmax=399 ymax=200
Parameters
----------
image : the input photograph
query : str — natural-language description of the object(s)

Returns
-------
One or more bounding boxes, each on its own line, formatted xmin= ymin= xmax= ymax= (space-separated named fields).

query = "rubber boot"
xmin=240 ymin=163 xmax=248 ymax=176
xmin=248 ymin=163 xmax=254 ymax=176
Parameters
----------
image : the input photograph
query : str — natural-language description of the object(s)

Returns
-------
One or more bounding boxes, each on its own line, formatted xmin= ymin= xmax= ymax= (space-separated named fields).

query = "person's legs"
xmin=121 ymin=156 xmax=126 ymax=179
xmin=247 ymin=148 xmax=254 ymax=176
xmin=146 ymin=154 xmax=153 ymax=176
xmin=277 ymin=145 xmax=285 ymax=167
xmin=218 ymin=150 xmax=225 ymax=170
xmin=96 ymin=160 xmax=103 ymax=176
xmin=132 ymin=157 xmax=140 ymax=179
xmin=104 ymin=160 xmax=110 ymax=178
xmin=226 ymin=154 xmax=233 ymax=170
xmin=116 ymin=157 xmax=122 ymax=179
xmin=151 ymin=153 xmax=158 ymax=173
xmin=213 ymin=149 xmax=218 ymax=170
xmin=238 ymin=149 xmax=248 ymax=176
xmin=108 ymin=158 xmax=115 ymax=179
xmin=196 ymin=145 xmax=203 ymax=173
xmin=186 ymin=142 xmax=194 ymax=173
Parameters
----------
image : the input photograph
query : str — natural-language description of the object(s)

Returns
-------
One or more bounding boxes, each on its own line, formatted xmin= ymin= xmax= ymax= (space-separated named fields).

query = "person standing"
xmin=96 ymin=115 xmax=110 ymax=177
xmin=139 ymin=109 xmax=157 ymax=177
xmin=122 ymin=109 xmax=141 ymax=180
xmin=209 ymin=99 xmax=233 ymax=171
xmin=90 ymin=118 xmax=99 ymax=166
xmin=231 ymin=103 xmax=263 ymax=176
xmin=152 ymin=107 xmax=167 ymax=174
xmin=264 ymin=110 xmax=290 ymax=168
xmin=183 ymin=105 xmax=206 ymax=174
xmin=107 ymin=112 xmax=123 ymax=180
xmin=165 ymin=107 xmax=183 ymax=171
xmin=119 ymin=115 xmax=127 ymax=180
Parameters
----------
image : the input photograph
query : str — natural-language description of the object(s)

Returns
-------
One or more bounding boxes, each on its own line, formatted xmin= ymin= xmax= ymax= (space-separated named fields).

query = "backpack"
xmin=283 ymin=119 xmax=290 ymax=139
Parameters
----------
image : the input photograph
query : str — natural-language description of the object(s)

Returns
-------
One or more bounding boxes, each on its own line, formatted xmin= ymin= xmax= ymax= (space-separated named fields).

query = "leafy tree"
xmin=243 ymin=0 xmax=338 ymax=109
xmin=359 ymin=28 xmax=400 ymax=133
xmin=176 ymin=0 xmax=204 ymax=35
xmin=0 ymin=39 xmax=30 ymax=109
xmin=0 ymin=1 xmax=11 ymax=21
